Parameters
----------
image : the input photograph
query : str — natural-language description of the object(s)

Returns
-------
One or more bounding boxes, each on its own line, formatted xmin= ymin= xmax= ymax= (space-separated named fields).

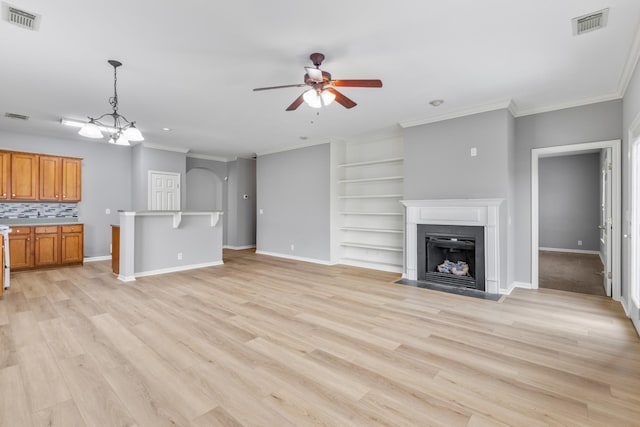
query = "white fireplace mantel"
xmin=400 ymin=199 xmax=504 ymax=294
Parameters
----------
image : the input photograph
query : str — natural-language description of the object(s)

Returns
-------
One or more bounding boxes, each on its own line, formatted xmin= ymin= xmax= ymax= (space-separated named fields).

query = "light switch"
xmin=259 ymin=209 xmax=264 ymax=215
xmin=470 ymin=147 xmax=477 ymax=157
xmin=106 ymin=208 xmax=111 ymax=214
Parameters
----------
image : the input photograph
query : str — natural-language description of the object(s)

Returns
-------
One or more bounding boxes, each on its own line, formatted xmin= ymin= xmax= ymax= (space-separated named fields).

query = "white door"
xmin=149 ymin=171 xmax=180 ymax=210
xmin=601 ymin=148 xmax=612 ymax=296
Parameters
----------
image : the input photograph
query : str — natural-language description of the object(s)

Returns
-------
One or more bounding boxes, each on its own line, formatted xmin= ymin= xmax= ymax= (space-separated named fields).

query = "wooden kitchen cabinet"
xmin=61 ymin=157 xmax=82 ymax=202
xmin=0 ymin=151 xmax=9 ymax=200
xmin=34 ymin=226 xmax=59 ymax=266
xmin=1 ymin=236 xmax=4 ymax=296
xmin=10 ymin=152 xmax=38 ymax=200
xmin=61 ymin=224 xmax=83 ymax=264
xmin=39 ymin=155 xmax=61 ymax=201
xmin=9 ymin=227 xmax=33 ymax=270
xmin=111 ymin=225 xmax=120 ymax=275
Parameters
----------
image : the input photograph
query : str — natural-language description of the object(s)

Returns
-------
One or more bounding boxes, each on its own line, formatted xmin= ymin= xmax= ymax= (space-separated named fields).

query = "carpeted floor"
xmin=539 ymin=250 xmax=606 ymax=296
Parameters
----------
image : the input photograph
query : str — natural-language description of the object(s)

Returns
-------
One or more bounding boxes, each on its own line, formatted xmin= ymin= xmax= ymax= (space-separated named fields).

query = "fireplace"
xmin=400 ymin=199 xmax=504 ymax=294
xmin=417 ymin=224 xmax=485 ymax=291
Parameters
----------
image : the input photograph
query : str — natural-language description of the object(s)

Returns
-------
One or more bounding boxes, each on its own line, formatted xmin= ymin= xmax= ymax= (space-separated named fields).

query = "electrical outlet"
xmin=177 ymin=252 xmax=183 ymax=260
xmin=106 ymin=208 xmax=111 ymax=214
xmin=259 ymin=209 xmax=264 ymax=215
xmin=578 ymin=240 xmax=583 ymax=246
xmin=470 ymin=147 xmax=477 ymax=157
xmin=290 ymin=244 xmax=295 ymax=251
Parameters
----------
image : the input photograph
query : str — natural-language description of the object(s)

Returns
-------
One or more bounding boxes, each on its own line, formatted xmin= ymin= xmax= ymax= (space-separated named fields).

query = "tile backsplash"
xmin=0 ymin=203 xmax=78 ymax=219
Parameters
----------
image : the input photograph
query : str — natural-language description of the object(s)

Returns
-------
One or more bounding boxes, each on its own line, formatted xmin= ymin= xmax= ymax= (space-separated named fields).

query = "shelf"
xmin=339 ymin=212 xmax=403 ymax=216
xmin=338 ymin=176 xmax=403 ymax=184
xmin=340 ymin=242 xmax=403 ymax=252
xmin=340 ymin=227 xmax=403 ymax=234
xmin=338 ymin=194 xmax=403 ymax=199
xmin=338 ymin=157 xmax=404 ymax=168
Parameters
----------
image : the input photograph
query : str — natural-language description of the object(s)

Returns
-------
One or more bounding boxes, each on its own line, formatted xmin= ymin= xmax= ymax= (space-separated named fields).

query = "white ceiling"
xmin=1 ymin=0 xmax=639 ymax=160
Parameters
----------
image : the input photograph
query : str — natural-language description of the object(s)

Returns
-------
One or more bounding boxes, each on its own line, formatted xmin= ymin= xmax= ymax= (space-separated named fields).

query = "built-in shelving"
xmin=333 ymin=137 xmax=404 ymax=273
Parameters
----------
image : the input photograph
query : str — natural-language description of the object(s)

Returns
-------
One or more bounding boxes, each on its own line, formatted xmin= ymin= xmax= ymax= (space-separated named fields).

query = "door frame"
xmin=148 ymin=170 xmax=181 ymax=211
xmin=531 ymin=139 xmax=621 ymax=301
xmin=630 ymin=113 xmax=640 ymax=309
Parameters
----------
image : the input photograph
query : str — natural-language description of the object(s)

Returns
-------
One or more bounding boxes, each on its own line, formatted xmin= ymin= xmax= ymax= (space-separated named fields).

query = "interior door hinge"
xmin=608 ymin=271 xmax=612 ymax=279
xmin=608 ymin=162 xmax=612 ymax=171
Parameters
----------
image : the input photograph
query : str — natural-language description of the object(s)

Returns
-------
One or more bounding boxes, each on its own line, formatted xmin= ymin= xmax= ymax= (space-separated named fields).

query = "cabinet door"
xmin=62 ymin=158 xmax=81 ymax=202
xmin=34 ymin=233 xmax=59 ymax=266
xmin=39 ymin=156 xmax=61 ymax=201
xmin=0 ymin=152 xmax=9 ymax=200
xmin=1 ymin=237 xmax=4 ymax=294
xmin=10 ymin=153 xmax=38 ymax=200
xmin=9 ymin=233 xmax=32 ymax=270
xmin=61 ymin=232 xmax=83 ymax=264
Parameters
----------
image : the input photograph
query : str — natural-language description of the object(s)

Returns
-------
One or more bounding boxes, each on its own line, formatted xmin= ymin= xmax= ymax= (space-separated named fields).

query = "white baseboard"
xmin=255 ymin=250 xmax=336 ymax=266
xmin=117 ymin=274 xmax=136 ymax=282
xmin=539 ymin=247 xmax=600 ymax=255
xmin=224 ymin=245 xmax=256 ymax=250
xmin=84 ymin=255 xmax=111 ymax=263
xmin=339 ymin=258 xmax=403 ymax=273
xmin=501 ymin=281 xmax=533 ymax=295
xmin=132 ymin=261 xmax=224 ymax=279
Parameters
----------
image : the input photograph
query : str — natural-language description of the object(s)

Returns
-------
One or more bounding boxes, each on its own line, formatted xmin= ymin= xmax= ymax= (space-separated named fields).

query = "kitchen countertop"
xmin=0 ymin=218 xmax=81 ymax=226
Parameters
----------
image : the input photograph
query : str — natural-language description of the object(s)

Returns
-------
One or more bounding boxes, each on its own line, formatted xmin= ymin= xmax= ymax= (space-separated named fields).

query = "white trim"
xmin=142 ymin=142 xmax=190 ymax=153
xmin=538 ymin=247 xmax=601 ymax=255
xmin=187 ymin=153 xmax=231 ymax=162
xmin=117 ymin=274 xmax=136 ymax=282
xmin=399 ymin=99 xmax=515 ymax=128
xmin=629 ymin=116 xmax=640 ymax=309
xmin=501 ymin=281 xmax=533 ymax=295
xmin=516 ymin=93 xmax=622 ymax=117
xmin=255 ymin=139 xmax=332 ymax=157
xmin=84 ymin=255 xmax=111 ymax=262
xmin=618 ymin=22 xmax=640 ymax=98
xmin=255 ymin=250 xmax=336 ymax=266
xmin=224 ymin=245 xmax=256 ymax=250
xmin=339 ymin=258 xmax=403 ymax=273
xmin=531 ymin=140 xmax=621 ymax=302
xmin=133 ymin=261 xmax=224 ymax=279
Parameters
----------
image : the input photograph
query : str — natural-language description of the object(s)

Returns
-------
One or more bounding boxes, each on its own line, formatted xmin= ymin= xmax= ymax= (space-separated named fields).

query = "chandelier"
xmin=78 ymin=60 xmax=143 ymax=146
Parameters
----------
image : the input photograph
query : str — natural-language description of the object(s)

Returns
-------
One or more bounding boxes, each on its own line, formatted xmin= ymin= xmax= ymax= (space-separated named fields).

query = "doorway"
xmin=531 ymin=140 xmax=621 ymax=301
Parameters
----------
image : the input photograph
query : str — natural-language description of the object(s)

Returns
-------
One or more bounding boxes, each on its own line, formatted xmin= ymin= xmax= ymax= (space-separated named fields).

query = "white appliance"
xmin=0 ymin=225 xmax=10 ymax=289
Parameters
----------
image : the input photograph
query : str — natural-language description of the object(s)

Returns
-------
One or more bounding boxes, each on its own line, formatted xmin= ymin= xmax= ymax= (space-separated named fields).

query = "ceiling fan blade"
xmin=331 ymin=79 xmax=383 ymax=88
xmin=253 ymin=83 xmax=307 ymax=91
xmin=326 ymin=88 xmax=357 ymax=109
xmin=286 ymin=93 xmax=305 ymax=111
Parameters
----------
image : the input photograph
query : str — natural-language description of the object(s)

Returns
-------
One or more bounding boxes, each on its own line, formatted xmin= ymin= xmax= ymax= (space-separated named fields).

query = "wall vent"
xmin=4 ymin=112 xmax=29 ymax=121
xmin=2 ymin=3 xmax=41 ymax=31
xmin=572 ymin=9 xmax=609 ymax=36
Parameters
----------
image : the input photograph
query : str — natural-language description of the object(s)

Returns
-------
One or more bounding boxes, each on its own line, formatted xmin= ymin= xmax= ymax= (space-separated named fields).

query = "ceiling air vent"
xmin=1 ymin=3 xmax=41 ymax=31
xmin=572 ymin=9 xmax=609 ymax=36
xmin=4 ymin=112 xmax=29 ymax=121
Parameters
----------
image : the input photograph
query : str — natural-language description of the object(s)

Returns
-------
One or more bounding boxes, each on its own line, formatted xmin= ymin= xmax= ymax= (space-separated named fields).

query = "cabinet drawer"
xmin=9 ymin=226 xmax=31 ymax=235
xmin=35 ymin=226 xmax=59 ymax=234
xmin=61 ymin=224 xmax=83 ymax=233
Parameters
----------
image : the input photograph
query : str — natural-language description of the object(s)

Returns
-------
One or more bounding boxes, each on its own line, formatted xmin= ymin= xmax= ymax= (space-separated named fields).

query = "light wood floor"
xmin=1 ymin=249 xmax=639 ymax=426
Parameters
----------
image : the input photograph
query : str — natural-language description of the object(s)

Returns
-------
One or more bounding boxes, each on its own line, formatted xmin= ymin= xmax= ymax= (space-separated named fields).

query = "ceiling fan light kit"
xmin=77 ymin=59 xmax=143 ymax=146
xmin=253 ymin=53 xmax=382 ymax=111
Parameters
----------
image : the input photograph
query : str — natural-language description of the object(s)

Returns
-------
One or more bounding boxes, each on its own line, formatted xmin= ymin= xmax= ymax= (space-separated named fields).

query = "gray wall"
xmin=186 ymin=157 xmax=229 ymax=245
xmin=131 ymin=145 xmax=187 ymax=211
xmin=0 ymin=130 xmax=132 ymax=257
xmin=256 ymin=144 xmax=330 ymax=261
xmin=403 ymin=109 xmax=512 ymax=200
xmin=539 ymin=153 xmax=600 ymax=251
xmin=226 ymin=158 xmax=256 ymax=248
xmin=514 ymin=100 xmax=622 ymax=283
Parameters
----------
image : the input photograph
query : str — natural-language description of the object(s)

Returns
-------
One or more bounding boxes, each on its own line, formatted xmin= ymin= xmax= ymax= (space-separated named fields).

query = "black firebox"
xmin=417 ymin=224 xmax=485 ymax=291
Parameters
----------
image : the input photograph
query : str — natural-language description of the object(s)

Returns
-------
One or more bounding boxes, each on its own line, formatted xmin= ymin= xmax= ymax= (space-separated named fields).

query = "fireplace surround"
xmin=400 ymin=199 xmax=505 ymax=294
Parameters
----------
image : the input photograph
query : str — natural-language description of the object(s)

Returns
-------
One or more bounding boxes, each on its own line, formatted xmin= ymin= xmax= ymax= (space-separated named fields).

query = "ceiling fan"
xmin=253 ymin=53 xmax=383 ymax=111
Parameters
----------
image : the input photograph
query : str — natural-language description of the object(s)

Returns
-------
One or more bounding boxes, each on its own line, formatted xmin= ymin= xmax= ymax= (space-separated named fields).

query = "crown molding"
xmin=142 ymin=142 xmax=190 ymax=153
xmin=618 ymin=19 xmax=640 ymax=98
xmin=255 ymin=138 xmax=332 ymax=157
xmin=399 ymin=99 xmax=515 ymax=128
xmin=515 ymin=92 xmax=622 ymax=117
xmin=187 ymin=153 xmax=231 ymax=162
